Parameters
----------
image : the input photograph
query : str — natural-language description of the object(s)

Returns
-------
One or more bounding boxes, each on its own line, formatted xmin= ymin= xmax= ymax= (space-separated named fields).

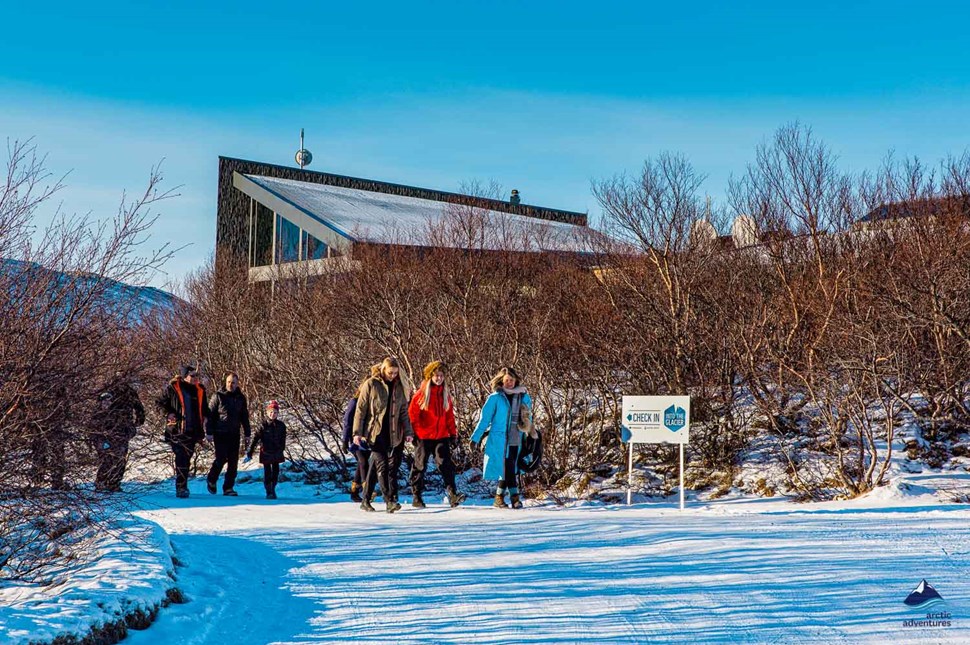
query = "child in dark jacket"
xmin=246 ymin=400 xmax=287 ymax=499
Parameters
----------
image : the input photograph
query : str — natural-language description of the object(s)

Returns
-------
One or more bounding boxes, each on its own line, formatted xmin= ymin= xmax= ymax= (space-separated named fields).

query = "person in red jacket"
xmin=407 ymin=360 xmax=466 ymax=508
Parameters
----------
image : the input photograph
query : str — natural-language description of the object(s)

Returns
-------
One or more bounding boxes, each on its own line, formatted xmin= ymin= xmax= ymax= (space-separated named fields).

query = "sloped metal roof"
xmin=237 ymin=173 xmax=596 ymax=254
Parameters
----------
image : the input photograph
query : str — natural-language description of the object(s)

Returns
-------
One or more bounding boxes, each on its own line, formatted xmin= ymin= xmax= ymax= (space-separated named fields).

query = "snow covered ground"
xmin=121 ymin=472 xmax=970 ymax=645
xmin=0 ymin=515 xmax=175 ymax=644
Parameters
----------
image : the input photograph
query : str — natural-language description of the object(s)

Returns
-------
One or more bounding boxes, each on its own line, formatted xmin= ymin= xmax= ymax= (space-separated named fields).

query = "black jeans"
xmin=499 ymin=445 xmax=520 ymax=491
xmin=172 ymin=438 xmax=196 ymax=492
xmin=409 ymin=438 xmax=456 ymax=494
xmin=95 ymin=436 xmax=130 ymax=492
xmin=207 ymin=432 xmax=242 ymax=491
xmin=367 ymin=444 xmax=403 ymax=502
xmin=263 ymin=462 xmax=280 ymax=493
xmin=353 ymin=448 xmax=372 ymax=487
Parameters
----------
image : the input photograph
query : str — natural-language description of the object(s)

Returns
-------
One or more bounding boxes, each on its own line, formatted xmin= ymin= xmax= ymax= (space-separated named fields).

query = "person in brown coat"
xmin=352 ymin=357 xmax=413 ymax=513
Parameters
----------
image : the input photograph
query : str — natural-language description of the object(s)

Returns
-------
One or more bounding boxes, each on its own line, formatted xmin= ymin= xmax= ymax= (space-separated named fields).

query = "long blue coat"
xmin=471 ymin=390 xmax=533 ymax=481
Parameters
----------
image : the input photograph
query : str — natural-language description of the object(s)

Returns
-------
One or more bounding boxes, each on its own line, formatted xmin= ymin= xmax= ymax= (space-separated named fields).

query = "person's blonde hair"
xmin=360 ymin=357 xmax=412 ymax=397
xmin=489 ymin=366 xmax=521 ymax=392
xmin=419 ymin=361 xmax=451 ymax=411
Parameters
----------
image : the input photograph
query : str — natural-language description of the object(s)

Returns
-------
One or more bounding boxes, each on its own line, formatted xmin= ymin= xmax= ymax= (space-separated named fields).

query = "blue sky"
xmin=2 ymin=1 xmax=969 ymax=286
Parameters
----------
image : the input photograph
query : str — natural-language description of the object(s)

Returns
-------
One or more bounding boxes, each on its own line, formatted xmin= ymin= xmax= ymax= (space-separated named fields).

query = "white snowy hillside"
xmin=0 ymin=258 xmax=180 ymax=321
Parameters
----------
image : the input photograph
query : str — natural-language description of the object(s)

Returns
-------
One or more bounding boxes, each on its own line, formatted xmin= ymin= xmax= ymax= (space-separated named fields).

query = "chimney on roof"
xmin=510 ymin=189 xmax=521 ymax=205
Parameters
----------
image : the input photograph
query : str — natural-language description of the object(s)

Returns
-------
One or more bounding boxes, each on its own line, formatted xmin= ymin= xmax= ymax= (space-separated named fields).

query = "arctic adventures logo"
xmin=902 ymin=580 xmax=952 ymax=629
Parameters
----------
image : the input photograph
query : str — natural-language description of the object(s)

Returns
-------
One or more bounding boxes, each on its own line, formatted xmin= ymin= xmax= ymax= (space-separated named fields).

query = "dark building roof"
xmin=859 ymin=195 xmax=970 ymax=223
xmin=216 ymin=156 xmax=590 ymax=265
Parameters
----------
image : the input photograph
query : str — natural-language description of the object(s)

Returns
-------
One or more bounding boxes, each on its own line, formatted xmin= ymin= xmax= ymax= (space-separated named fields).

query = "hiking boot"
xmin=207 ymin=481 xmax=217 ymax=495
xmin=350 ymin=482 xmax=363 ymax=503
xmin=510 ymin=494 xmax=523 ymax=509
xmin=223 ymin=489 xmax=238 ymax=497
xmin=494 ymin=493 xmax=509 ymax=508
xmin=447 ymin=488 xmax=467 ymax=508
xmin=266 ymin=491 xmax=277 ymax=500
xmin=411 ymin=493 xmax=426 ymax=509
xmin=360 ymin=499 xmax=376 ymax=512
xmin=386 ymin=500 xmax=402 ymax=513
xmin=176 ymin=489 xmax=190 ymax=499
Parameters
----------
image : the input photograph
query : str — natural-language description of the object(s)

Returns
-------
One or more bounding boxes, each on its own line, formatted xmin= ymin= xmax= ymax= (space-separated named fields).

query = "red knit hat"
xmin=266 ymin=400 xmax=280 ymax=411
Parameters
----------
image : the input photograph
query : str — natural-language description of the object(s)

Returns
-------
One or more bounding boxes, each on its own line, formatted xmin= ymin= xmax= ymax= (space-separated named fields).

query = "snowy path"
xmin=133 ymin=481 xmax=970 ymax=644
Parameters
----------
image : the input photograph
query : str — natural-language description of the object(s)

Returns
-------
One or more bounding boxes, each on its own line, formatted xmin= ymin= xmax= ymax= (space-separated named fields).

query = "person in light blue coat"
xmin=470 ymin=366 xmax=533 ymax=509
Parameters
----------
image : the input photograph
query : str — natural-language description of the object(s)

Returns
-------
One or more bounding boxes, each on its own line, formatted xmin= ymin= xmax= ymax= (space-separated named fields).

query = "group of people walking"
xmin=128 ymin=357 xmax=539 ymax=509
xmin=343 ymin=357 xmax=538 ymax=512
xmin=156 ymin=365 xmax=287 ymax=499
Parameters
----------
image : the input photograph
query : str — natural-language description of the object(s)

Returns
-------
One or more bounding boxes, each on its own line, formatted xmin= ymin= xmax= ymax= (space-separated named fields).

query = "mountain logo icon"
xmin=903 ymin=579 xmax=944 ymax=608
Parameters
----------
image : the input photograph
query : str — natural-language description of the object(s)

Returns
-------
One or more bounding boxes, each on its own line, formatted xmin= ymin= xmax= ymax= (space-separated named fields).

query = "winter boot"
xmin=411 ymin=492 xmax=426 ymax=509
xmin=386 ymin=499 xmax=402 ymax=513
xmin=447 ymin=488 xmax=467 ymax=508
xmin=510 ymin=494 xmax=523 ymax=509
xmin=176 ymin=488 xmax=190 ymax=499
xmin=350 ymin=482 xmax=363 ymax=503
xmin=223 ymin=489 xmax=238 ymax=497
xmin=494 ymin=493 xmax=509 ymax=508
xmin=207 ymin=480 xmax=217 ymax=495
xmin=360 ymin=489 xmax=376 ymax=511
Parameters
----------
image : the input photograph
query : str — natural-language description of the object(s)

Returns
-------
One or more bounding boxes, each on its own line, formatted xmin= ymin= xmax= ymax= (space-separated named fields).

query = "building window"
xmin=302 ymin=230 xmax=328 ymax=260
xmin=251 ymin=202 xmax=274 ymax=268
xmin=276 ymin=214 xmax=301 ymax=264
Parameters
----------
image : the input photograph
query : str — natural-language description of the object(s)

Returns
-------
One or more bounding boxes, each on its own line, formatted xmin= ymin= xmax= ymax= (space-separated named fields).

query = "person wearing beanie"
xmin=407 ymin=361 xmax=465 ymax=508
xmin=352 ymin=357 xmax=413 ymax=513
xmin=155 ymin=364 xmax=210 ymax=498
xmin=470 ymin=366 xmax=533 ymax=509
xmin=246 ymin=400 xmax=287 ymax=499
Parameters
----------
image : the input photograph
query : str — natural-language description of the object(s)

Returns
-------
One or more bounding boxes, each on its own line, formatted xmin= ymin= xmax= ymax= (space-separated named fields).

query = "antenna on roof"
xmin=295 ymin=128 xmax=313 ymax=169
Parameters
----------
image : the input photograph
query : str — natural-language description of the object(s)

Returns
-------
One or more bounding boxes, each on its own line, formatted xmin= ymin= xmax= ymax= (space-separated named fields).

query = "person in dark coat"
xmin=205 ymin=372 xmax=251 ymax=496
xmin=352 ymin=357 xmax=413 ymax=513
xmin=155 ymin=364 xmax=210 ymax=498
xmin=93 ymin=378 xmax=145 ymax=493
xmin=246 ymin=400 xmax=287 ymax=499
xmin=408 ymin=360 xmax=465 ymax=508
xmin=342 ymin=392 xmax=371 ymax=503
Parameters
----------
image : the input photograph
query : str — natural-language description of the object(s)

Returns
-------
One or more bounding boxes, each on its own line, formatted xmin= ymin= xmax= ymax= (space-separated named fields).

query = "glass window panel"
xmin=276 ymin=214 xmax=301 ymax=264
xmin=251 ymin=202 xmax=274 ymax=267
xmin=303 ymin=230 xmax=328 ymax=260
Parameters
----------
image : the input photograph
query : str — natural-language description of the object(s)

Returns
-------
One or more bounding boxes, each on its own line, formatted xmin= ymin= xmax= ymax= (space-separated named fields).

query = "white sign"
xmin=621 ymin=395 xmax=690 ymax=445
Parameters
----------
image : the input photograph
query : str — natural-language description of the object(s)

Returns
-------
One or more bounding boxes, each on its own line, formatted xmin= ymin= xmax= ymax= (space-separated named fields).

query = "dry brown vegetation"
xmin=0 ymin=139 xmax=176 ymax=582
xmin=4 ymin=123 xmax=970 ymax=586
xmin=175 ymin=124 xmax=970 ymax=502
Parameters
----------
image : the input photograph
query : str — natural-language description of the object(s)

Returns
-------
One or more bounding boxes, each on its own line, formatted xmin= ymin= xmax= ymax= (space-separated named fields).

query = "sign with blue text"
xmin=621 ymin=395 xmax=690 ymax=445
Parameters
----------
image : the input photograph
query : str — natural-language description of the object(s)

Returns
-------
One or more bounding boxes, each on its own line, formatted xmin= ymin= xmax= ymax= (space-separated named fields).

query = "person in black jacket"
xmin=93 ymin=378 xmax=145 ymax=493
xmin=205 ymin=372 xmax=251 ymax=496
xmin=155 ymin=364 xmax=210 ymax=498
xmin=342 ymin=392 xmax=372 ymax=503
xmin=246 ymin=400 xmax=287 ymax=499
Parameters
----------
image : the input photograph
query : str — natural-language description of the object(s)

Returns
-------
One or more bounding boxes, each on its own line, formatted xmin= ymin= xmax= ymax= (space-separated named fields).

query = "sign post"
xmin=621 ymin=395 xmax=690 ymax=510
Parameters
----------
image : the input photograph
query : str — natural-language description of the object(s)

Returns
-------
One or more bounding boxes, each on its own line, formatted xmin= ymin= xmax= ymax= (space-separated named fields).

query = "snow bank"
xmin=0 ymin=515 xmax=177 ymax=645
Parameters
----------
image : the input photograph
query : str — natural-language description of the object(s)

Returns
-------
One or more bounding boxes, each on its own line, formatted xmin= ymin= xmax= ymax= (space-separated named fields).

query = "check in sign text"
xmin=621 ymin=395 xmax=690 ymax=445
